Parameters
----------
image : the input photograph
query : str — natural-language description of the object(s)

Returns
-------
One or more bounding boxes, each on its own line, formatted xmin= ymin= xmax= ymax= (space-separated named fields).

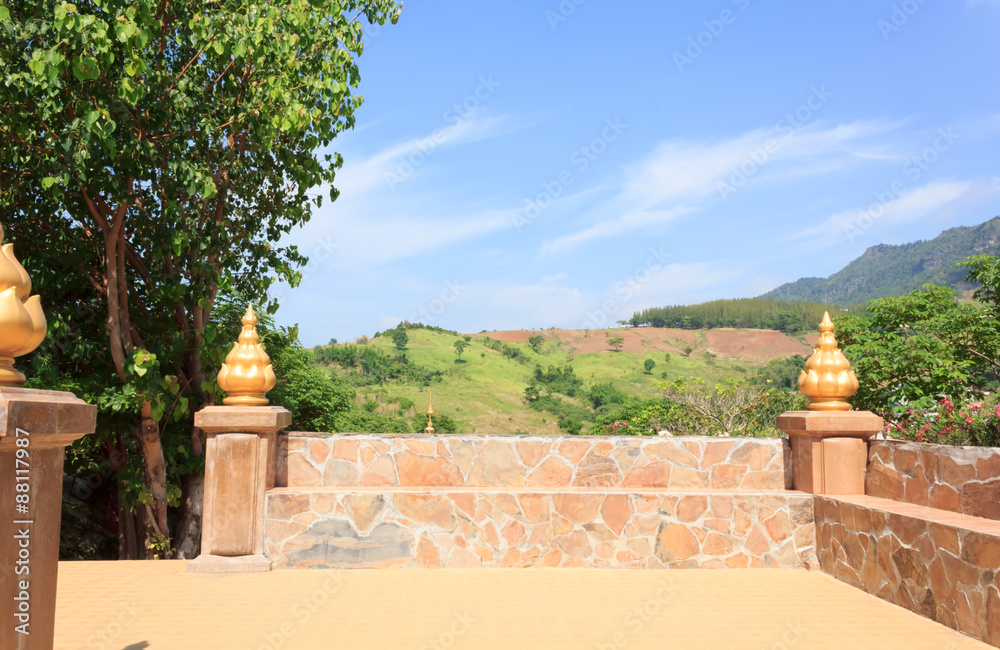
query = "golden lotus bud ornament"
xmin=797 ymin=312 xmax=859 ymax=411
xmin=0 ymin=224 xmax=47 ymax=385
xmin=424 ymin=391 xmax=436 ymax=434
xmin=216 ymin=305 xmax=276 ymax=406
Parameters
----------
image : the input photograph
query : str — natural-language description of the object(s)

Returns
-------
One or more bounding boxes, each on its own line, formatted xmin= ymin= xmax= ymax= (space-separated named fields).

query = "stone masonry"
xmin=278 ymin=433 xmax=792 ymax=490
xmin=868 ymin=440 xmax=1000 ymax=520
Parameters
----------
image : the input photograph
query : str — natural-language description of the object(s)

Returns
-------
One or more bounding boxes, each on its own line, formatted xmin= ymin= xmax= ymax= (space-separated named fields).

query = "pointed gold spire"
xmin=0 ymin=224 xmax=47 ymax=385
xmin=424 ymin=391 xmax=436 ymax=433
xmin=217 ymin=305 xmax=276 ymax=406
xmin=797 ymin=312 xmax=858 ymax=411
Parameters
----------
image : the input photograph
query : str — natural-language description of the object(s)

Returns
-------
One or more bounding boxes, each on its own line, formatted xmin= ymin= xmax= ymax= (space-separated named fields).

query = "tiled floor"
xmin=55 ymin=560 xmax=990 ymax=649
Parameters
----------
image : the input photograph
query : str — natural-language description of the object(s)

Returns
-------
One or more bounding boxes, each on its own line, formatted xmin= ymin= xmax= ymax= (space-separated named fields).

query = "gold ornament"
xmin=0 ymin=224 xmax=47 ymax=386
xmin=797 ymin=312 xmax=859 ymax=411
xmin=216 ymin=305 xmax=276 ymax=406
xmin=424 ymin=392 xmax=436 ymax=434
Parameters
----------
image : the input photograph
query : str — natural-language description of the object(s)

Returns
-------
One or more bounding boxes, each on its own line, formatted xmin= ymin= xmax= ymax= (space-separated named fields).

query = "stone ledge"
xmin=817 ymin=495 xmax=1000 ymax=645
xmin=829 ymin=493 xmax=1000 ymax=536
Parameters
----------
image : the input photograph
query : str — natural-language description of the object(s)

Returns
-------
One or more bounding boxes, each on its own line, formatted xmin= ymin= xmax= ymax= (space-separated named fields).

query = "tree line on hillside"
xmin=629 ymin=298 xmax=866 ymax=331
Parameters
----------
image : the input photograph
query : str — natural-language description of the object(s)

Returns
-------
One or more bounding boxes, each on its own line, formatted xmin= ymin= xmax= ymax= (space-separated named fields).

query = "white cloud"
xmin=792 ymin=180 xmax=980 ymax=246
xmin=539 ymin=119 xmax=902 ymax=257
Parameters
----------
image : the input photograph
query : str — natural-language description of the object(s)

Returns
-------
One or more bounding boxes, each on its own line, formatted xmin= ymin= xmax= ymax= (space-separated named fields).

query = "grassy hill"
xmin=316 ymin=326 xmax=809 ymax=435
xmin=760 ymin=216 xmax=1000 ymax=305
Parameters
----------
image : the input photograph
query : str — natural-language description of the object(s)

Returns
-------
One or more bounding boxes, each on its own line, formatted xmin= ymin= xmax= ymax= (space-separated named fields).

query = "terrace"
xmin=2 ymin=281 xmax=999 ymax=649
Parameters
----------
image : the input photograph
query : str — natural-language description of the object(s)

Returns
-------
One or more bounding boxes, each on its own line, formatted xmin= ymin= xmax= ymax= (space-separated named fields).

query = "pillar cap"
xmin=777 ymin=409 xmax=883 ymax=439
xmin=0 ymin=386 xmax=96 ymax=449
xmin=195 ymin=405 xmax=291 ymax=435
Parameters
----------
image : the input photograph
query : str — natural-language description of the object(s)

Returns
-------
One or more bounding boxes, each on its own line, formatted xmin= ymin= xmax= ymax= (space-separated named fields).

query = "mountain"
xmin=760 ymin=216 xmax=1000 ymax=305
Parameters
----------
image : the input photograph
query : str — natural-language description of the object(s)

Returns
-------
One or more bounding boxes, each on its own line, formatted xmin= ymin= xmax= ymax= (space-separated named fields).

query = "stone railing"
xmin=867 ymin=439 xmax=1000 ymax=520
xmin=277 ymin=433 xmax=792 ymax=490
xmin=263 ymin=432 xmax=816 ymax=571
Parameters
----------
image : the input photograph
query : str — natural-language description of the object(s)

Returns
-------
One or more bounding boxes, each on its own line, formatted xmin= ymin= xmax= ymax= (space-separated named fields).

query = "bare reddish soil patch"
xmin=475 ymin=327 xmax=809 ymax=360
xmin=705 ymin=329 xmax=812 ymax=359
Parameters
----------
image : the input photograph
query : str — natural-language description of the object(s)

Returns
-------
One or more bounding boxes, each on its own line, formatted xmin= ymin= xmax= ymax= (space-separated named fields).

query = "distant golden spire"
xmin=424 ymin=391 xmax=436 ymax=433
xmin=0 ymin=224 xmax=47 ymax=385
xmin=797 ymin=312 xmax=858 ymax=411
xmin=217 ymin=305 xmax=276 ymax=406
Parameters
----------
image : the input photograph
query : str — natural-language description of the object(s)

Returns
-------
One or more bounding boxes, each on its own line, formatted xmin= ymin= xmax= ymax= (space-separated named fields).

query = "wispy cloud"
xmin=538 ymin=119 xmax=902 ymax=258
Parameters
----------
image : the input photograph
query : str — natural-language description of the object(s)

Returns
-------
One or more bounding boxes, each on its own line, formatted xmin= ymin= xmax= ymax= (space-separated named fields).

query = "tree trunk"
xmin=138 ymin=403 xmax=169 ymax=545
xmin=174 ymin=471 xmax=204 ymax=559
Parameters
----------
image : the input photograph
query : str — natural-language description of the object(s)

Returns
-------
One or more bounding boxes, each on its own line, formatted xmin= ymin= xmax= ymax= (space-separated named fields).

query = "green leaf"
xmin=41 ymin=177 xmax=57 ymax=189
xmin=72 ymin=56 xmax=100 ymax=81
xmin=0 ymin=6 xmax=10 ymax=22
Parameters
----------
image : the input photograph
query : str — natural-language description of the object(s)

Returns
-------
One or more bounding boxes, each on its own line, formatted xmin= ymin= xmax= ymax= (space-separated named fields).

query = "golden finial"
xmin=216 ymin=304 xmax=276 ymax=406
xmin=797 ymin=312 xmax=859 ymax=411
xmin=0 ymin=224 xmax=47 ymax=385
xmin=424 ymin=391 xmax=436 ymax=433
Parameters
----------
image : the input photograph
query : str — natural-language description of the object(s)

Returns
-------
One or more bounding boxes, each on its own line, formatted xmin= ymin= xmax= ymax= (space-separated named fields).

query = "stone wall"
xmin=867 ymin=440 xmax=1000 ymax=520
xmin=816 ymin=494 xmax=1000 ymax=646
xmin=278 ymin=433 xmax=792 ymax=490
xmin=265 ymin=488 xmax=816 ymax=570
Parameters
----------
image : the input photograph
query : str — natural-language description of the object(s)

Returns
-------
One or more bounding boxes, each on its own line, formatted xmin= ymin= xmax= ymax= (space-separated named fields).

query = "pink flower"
xmin=970 ymin=403 xmax=983 ymax=410
xmin=965 ymin=417 xmax=973 ymax=424
xmin=908 ymin=409 xmax=914 ymax=415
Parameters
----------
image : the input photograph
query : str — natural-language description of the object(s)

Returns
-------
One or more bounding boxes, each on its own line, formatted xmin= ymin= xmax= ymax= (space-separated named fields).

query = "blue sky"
xmin=274 ymin=0 xmax=1000 ymax=346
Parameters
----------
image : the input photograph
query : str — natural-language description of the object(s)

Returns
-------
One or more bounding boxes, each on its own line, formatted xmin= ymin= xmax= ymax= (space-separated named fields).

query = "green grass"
xmin=316 ymin=328 xmax=770 ymax=435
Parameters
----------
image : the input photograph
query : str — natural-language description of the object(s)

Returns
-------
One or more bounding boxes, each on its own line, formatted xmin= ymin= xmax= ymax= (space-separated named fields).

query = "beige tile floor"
xmin=55 ymin=560 xmax=990 ymax=650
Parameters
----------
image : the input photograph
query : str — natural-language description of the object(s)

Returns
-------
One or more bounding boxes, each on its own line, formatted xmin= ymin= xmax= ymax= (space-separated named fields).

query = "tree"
xmin=664 ymin=353 xmax=671 ymax=363
xmin=528 ymin=334 xmax=544 ymax=353
xmin=683 ymin=346 xmax=693 ymax=356
xmin=606 ymin=331 xmax=625 ymax=352
xmin=391 ymin=327 xmax=408 ymax=351
xmin=2 ymin=0 xmax=400 ymax=558
xmin=836 ymin=255 xmax=1000 ymax=418
xmin=453 ymin=338 xmax=468 ymax=362
xmin=660 ymin=377 xmax=806 ymax=436
xmin=643 ymin=359 xmax=655 ymax=374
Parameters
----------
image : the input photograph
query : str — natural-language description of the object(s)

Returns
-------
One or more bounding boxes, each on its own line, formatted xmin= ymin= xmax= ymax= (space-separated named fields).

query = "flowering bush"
xmin=885 ymin=398 xmax=1000 ymax=447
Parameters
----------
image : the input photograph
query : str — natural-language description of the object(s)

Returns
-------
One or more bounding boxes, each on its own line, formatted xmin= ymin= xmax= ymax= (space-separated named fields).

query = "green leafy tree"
xmin=453 ymin=338 xmax=468 ymax=361
xmin=391 ymin=327 xmax=408 ymax=351
xmin=606 ymin=331 xmax=625 ymax=352
xmin=2 ymin=0 xmax=399 ymax=557
xmin=528 ymin=333 xmax=544 ymax=353
xmin=836 ymin=255 xmax=1000 ymax=419
xmin=643 ymin=359 xmax=655 ymax=374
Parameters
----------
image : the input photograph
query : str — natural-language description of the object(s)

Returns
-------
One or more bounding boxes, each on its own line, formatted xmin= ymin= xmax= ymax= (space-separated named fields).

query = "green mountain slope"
xmin=317 ymin=328 xmax=778 ymax=435
xmin=760 ymin=216 xmax=1000 ymax=305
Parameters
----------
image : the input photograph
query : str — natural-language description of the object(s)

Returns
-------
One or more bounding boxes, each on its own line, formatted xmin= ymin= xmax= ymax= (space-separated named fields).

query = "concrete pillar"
xmin=187 ymin=405 xmax=290 ymax=573
xmin=777 ymin=411 xmax=883 ymax=495
xmin=0 ymin=387 xmax=96 ymax=650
